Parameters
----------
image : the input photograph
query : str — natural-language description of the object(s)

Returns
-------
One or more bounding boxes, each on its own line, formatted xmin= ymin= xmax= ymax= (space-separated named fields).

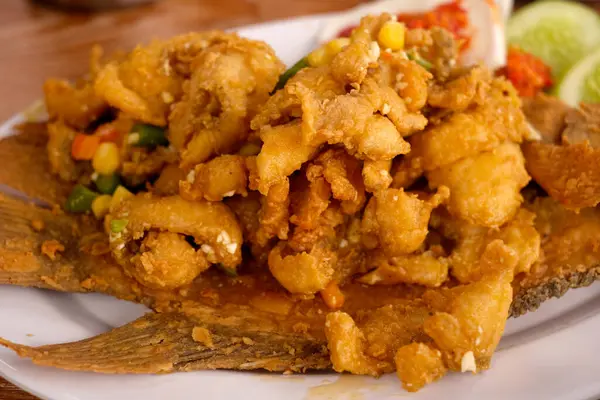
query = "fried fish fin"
xmin=510 ymin=196 xmax=600 ymax=317
xmin=0 ymin=123 xmax=73 ymax=207
xmin=0 ymin=311 xmax=331 ymax=373
xmin=0 ymin=192 xmax=144 ymax=302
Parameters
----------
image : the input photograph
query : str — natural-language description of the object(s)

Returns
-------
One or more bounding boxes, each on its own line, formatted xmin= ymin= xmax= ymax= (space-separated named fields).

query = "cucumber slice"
xmin=557 ymin=46 xmax=600 ymax=106
xmin=508 ymin=1 xmax=600 ymax=79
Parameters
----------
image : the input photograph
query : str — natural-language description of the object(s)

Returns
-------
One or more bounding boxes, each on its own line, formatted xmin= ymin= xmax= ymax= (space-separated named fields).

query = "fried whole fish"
xmin=2 ymin=182 xmax=600 ymax=374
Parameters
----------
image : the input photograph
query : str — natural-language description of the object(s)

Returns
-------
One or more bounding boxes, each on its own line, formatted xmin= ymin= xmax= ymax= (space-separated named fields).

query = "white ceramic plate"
xmin=3 ymin=1 xmax=600 ymax=399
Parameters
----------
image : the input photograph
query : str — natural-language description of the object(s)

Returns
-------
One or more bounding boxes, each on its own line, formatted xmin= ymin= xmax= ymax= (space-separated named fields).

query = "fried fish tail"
xmin=0 ymin=311 xmax=331 ymax=374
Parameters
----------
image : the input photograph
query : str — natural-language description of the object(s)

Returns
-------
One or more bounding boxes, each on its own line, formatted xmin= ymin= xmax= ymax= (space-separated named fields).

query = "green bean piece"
xmin=110 ymin=219 xmax=129 ymax=233
xmin=128 ymin=124 xmax=168 ymax=148
xmin=65 ymin=184 xmax=99 ymax=213
xmin=94 ymin=173 xmax=121 ymax=194
xmin=407 ymin=51 xmax=434 ymax=71
xmin=272 ymin=57 xmax=309 ymax=93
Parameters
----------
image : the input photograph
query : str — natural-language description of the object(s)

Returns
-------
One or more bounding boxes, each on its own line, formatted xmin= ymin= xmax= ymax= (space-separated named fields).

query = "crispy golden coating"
xmin=423 ymin=248 xmax=515 ymax=371
xmin=428 ymin=142 xmax=530 ymax=228
xmin=133 ymin=231 xmax=209 ymax=289
xmin=109 ymin=194 xmax=243 ymax=287
xmin=153 ymin=164 xmax=186 ymax=196
xmin=256 ymin=178 xmax=290 ymax=246
xmin=378 ymin=55 xmax=432 ymax=113
xmin=299 ymin=77 xmax=421 ymax=159
xmin=362 ymin=159 xmax=392 ymax=193
xmin=44 ymin=79 xmax=107 ymax=130
xmin=255 ymin=122 xmax=319 ymax=195
xmin=313 ymin=149 xmax=366 ymax=214
xmin=169 ymin=36 xmax=284 ymax=168
xmin=393 ymin=78 xmax=527 ymax=187
xmin=361 ymin=187 xmax=449 ymax=257
xmin=330 ymin=14 xmax=390 ymax=85
xmin=94 ymin=40 xmax=183 ymax=126
xmin=180 ymin=155 xmax=249 ymax=201
xmin=325 ymin=311 xmax=389 ymax=376
xmin=358 ymin=251 xmax=449 ymax=288
xmin=268 ymin=242 xmax=336 ymax=294
xmin=432 ymin=208 xmax=540 ymax=283
xmin=289 ymin=170 xmax=331 ymax=231
xmin=427 ymin=65 xmax=490 ymax=111
xmin=395 ymin=343 xmax=447 ymax=392
xmin=523 ymin=141 xmax=600 ymax=209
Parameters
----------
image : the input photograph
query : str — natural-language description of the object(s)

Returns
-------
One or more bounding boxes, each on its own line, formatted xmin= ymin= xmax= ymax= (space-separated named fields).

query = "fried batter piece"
xmin=422 ymin=246 xmax=515 ymax=371
xmin=255 ymin=122 xmax=319 ymax=195
xmin=361 ymin=186 xmax=449 ymax=256
xmin=432 ymin=208 xmax=540 ymax=283
xmin=395 ymin=343 xmax=446 ymax=392
xmin=256 ymin=178 xmax=290 ymax=246
xmin=268 ymin=242 xmax=336 ymax=294
xmin=377 ymin=55 xmax=432 ymax=113
xmin=312 ymin=148 xmax=366 ymax=214
xmin=428 ymin=142 xmax=530 ymax=228
xmin=44 ymin=79 xmax=108 ymax=130
xmin=180 ymin=155 xmax=249 ymax=201
xmin=392 ymin=78 xmax=527 ymax=187
xmin=358 ymin=251 xmax=449 ymax=288
xmin=427 ymin=65 xmax=491 ymax=111
xmin=362 ymin=159 xmax=392 ymax=193
xmin=94 ymin=40 xmax=184 ymax=126
xmin=109 ymin=194 xmax=242 ymax=288
xmin=169 ymin=36 xmax=284 ymax=168
xmin=523 ymin=141 xmax=600 ymax=209
xmin=330 ymin=14 xmax=389 ymax=85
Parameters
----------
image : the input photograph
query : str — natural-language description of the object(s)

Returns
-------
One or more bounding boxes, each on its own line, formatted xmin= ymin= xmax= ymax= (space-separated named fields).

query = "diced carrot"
xmin=320 ymin=281 xmax=345 ymax=310
xmin=94 ymin=124 xmax=121 ymax=143
xmin=71 ymin=133 xmax=101 ymax=160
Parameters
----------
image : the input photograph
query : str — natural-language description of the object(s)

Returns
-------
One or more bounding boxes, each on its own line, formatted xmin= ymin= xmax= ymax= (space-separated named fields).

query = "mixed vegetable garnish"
xmin=65 ymin=121 xmax=168 ymax=218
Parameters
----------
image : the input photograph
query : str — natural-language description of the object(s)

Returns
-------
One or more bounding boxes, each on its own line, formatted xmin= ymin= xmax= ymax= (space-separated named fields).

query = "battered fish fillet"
xmin=523 ymin=141 xmax=600 ymax=209
xmin=44 ymin=78 xmax=107 ymax=130
xmin=168 ymin=36 xmax=284 ymax=168
xmin=427 ymin=142 xmax=530 ymax=228
xmin=523 ymin=101 xmax=600 ymax=209
xmin=392 ymin=78 xmax=527 ymax=188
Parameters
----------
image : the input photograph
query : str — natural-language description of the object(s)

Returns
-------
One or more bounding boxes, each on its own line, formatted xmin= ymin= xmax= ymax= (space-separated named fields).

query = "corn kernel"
xmin=92 ymin=142 xmax=120 ymax=175
xmin=307 ymin=46 xmax=332 ymax=67
xmin=110 ymin=185 xmax=134 ymax=211
xmin=326 ymin=37 xmax=351 ymax=55
xmin=378 ymin=21 xmax=406 ymax=51
xmin=91 ymin=194 xmax=112 ymax=219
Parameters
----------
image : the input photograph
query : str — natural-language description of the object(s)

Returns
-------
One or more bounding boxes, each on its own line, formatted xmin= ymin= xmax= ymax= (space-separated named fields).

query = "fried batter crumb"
xmin=31 ymin=219 xmax=45 ymax=232
xmin=192 ymin=326 xmax=214 ymax=348
xmin=41 ymin=239 xmax=65 ymax=260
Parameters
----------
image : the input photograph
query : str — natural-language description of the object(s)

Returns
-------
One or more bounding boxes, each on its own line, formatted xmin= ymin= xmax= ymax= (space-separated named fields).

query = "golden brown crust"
xmin=523 ymin=141 xmax=600 ymax=209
